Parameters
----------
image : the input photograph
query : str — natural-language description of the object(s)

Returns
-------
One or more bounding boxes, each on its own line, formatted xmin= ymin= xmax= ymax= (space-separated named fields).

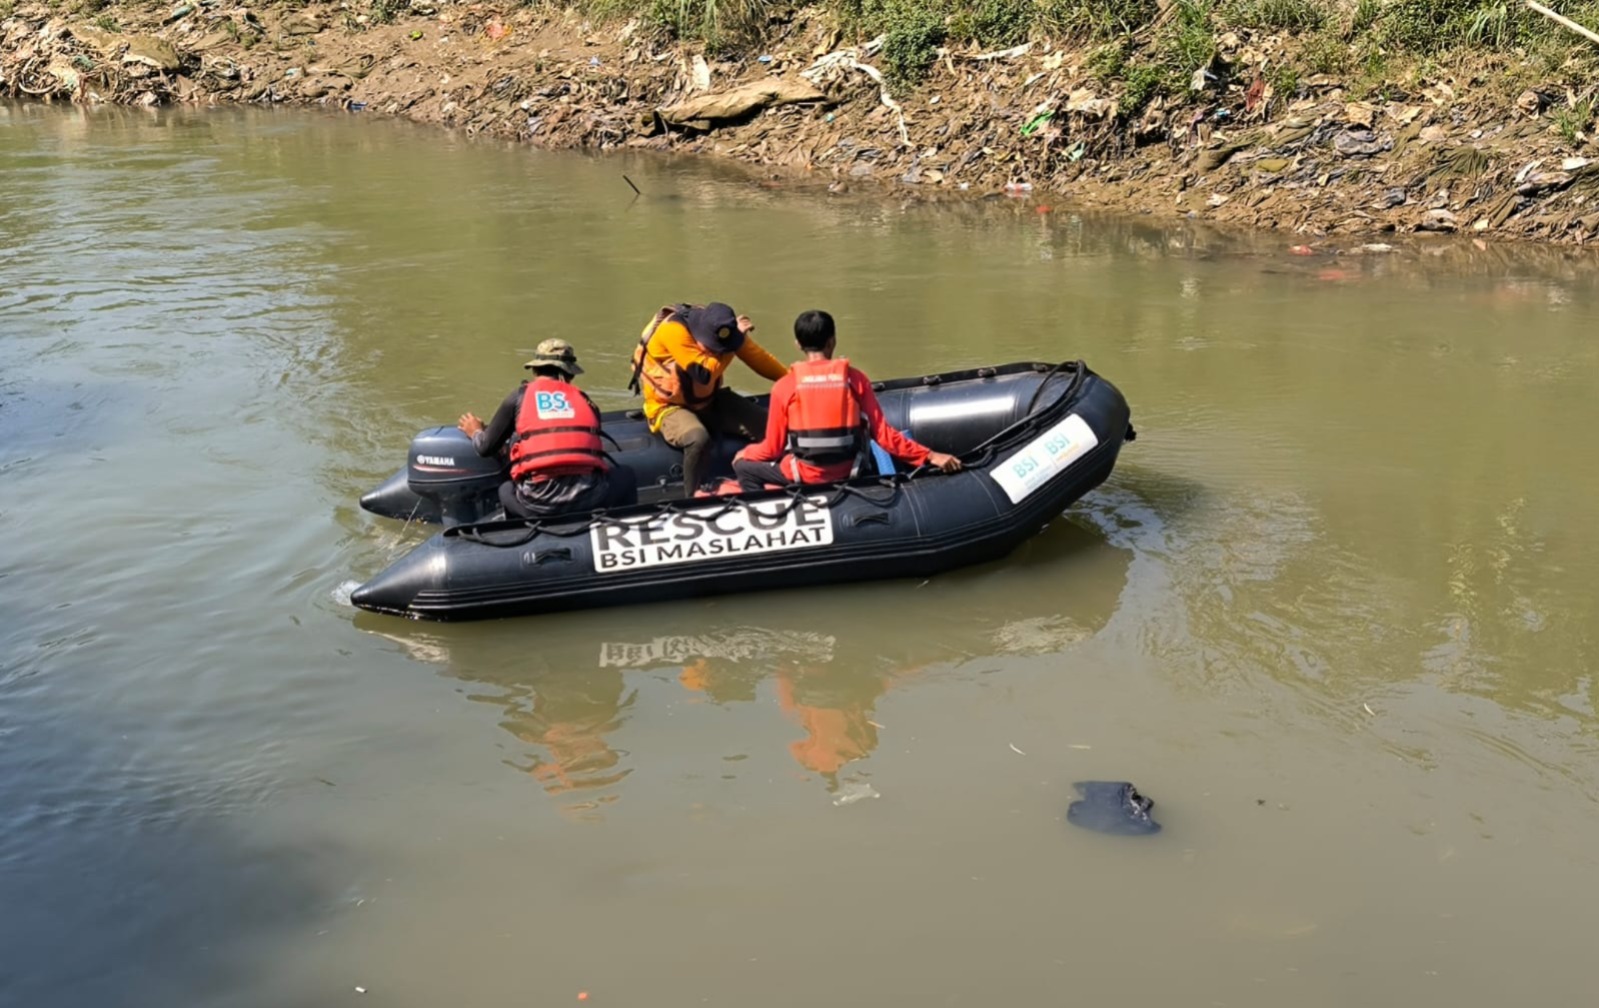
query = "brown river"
xmin=3 ymin=101 xmax=1598 ymax=1007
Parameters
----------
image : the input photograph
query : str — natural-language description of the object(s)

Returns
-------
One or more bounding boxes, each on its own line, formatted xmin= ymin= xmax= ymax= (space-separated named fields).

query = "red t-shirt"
xmin=739 ymin=364 xmax=931 ymax=483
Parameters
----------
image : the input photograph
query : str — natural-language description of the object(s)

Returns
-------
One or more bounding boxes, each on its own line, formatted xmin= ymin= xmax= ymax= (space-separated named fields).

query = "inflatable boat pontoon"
xmin=351 ymin=360 xmax=1133 ymax=621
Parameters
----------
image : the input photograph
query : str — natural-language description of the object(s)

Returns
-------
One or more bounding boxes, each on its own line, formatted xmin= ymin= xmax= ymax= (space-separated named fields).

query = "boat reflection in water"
xmin=353 ymin=518 xmax=1131 ymax=815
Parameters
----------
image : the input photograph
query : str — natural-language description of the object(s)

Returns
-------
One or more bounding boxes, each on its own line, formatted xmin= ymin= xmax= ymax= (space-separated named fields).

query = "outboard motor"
xmin=405 ymin=427 xmax=504 ymax=526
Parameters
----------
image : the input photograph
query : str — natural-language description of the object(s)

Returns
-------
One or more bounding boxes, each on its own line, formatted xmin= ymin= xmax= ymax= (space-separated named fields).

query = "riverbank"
xmin=8 ymin=0 xmax=1599 ymax=247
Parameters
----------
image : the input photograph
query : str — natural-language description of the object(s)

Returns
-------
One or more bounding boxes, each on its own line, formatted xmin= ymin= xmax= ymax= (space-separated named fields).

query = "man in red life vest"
xmin=731 ymin=310 xmax=962 ymax=491
xmin=457 ymin=339 xmax=637 ymax=518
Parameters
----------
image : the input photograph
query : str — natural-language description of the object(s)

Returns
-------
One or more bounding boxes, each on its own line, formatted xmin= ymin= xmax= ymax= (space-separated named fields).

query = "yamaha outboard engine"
xmin=404 ymin=426 xmax=504 ymax=526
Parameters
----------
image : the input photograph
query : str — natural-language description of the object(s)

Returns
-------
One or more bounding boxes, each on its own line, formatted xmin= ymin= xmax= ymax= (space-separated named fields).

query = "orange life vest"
xmin=629 ymin=305 xmax=701 ymax=407
xmin=627 ymin=304 xmax=739 ymax=410
xmin=508 ymin=377 xmax=608 ymax=481
xmin=785 ymin=358 xmax=863 ymax=464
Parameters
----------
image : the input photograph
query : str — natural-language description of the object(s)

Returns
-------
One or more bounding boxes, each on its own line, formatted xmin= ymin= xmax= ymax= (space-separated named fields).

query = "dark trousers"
xmin=498 ymin=466 xmax=638 ymax=519
xmin=732 ymin=458 xmax=791 ymax=493
xmin=658 ymin=388 xmax=769 ymax=497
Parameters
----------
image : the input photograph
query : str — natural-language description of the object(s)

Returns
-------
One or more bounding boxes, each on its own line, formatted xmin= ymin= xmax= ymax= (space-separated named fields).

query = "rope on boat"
xmin=450 ymin=480 xmax=907 ymax=548
xmin=907 ymin=359 xmax=1087 ymax=479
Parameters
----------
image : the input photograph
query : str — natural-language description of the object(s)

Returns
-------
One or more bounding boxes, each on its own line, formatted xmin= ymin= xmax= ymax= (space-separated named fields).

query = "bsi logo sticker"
xmin=535 ymin=390 xmax=575 ymax=419
xmin=991 ymin=413 xmax=1099 ymax=504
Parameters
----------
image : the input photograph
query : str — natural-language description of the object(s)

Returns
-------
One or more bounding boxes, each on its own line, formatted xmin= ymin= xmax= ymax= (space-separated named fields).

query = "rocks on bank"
xmin=5 ymin=0 xmax=1599 ymax=247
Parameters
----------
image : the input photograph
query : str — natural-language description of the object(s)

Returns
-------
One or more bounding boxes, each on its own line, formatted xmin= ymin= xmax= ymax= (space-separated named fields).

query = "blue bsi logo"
xmin=535 ymin=390 xmax=576 ymax=419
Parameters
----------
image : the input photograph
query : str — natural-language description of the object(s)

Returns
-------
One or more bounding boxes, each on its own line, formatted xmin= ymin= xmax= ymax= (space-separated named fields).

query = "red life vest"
xmin=509 ymin=377 xmax=608 ymax=481
xmin=785 ymin=358 xmax=863 ymax=464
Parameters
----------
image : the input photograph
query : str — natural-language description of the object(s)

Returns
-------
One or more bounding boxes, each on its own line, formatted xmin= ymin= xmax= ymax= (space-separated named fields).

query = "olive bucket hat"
xmin=523 ymin=338 xmax=584 ymax=376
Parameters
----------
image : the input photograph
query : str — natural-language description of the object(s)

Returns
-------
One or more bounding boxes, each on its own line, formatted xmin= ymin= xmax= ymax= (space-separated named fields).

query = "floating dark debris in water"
xmin=1067 ymin=780 xmax=1161 ymax=835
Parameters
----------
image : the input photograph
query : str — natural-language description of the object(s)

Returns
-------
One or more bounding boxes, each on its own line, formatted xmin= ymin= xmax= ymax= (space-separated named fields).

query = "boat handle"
xmin=851 ymin=510 xmax=892 ymax=527
xmin=534 ymin=548 xmax=574 ymax=565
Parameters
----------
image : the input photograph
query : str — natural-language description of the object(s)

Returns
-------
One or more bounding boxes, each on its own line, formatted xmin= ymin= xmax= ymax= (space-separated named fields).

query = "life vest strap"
xmin=628 ymin=303 xmax=693 ymax=395
xmin=513 ymin=446 xmax=608 ymax=461
xmin=511 ymin=424 xmax=604 ymax=444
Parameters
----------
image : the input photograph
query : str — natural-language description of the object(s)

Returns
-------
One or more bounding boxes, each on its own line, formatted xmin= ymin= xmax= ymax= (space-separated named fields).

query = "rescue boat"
xmin=351 ymin=360 xmax=1134 ymax=622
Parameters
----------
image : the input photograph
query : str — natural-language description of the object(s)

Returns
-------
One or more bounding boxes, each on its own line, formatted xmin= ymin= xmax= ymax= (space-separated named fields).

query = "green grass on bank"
xmin=11 ymin=0 xmax=1599 ymax=125
xmin=564 ymin=0 xmax=1599 ymax=109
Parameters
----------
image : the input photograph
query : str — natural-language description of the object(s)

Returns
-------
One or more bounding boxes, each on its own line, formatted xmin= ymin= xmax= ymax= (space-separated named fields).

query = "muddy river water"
xmin=4 ymin=101 xmax=1599 ymax=1007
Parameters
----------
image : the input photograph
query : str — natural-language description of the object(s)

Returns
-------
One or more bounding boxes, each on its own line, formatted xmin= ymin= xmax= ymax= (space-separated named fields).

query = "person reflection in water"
xmin=773 ymin=666 xmax=888 ymax=795
xmin=678 ymin=650 xmax=911 ymax=797
xmin=502 ymin=668 xmax=634 ymax=820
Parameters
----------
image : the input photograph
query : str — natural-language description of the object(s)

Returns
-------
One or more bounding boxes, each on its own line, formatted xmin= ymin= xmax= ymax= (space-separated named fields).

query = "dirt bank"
xmin=7 ymin=1 xmax=1599 ymax=248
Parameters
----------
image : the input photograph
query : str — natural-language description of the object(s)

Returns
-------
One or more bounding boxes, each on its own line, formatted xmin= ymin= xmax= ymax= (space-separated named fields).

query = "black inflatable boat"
xmin=351 ymin=360 xmax=1133 ymax=622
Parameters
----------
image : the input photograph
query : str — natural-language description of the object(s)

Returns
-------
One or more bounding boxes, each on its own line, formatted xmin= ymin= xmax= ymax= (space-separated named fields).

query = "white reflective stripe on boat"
xmin=906 ymin=397 xmax=1016 ymax=423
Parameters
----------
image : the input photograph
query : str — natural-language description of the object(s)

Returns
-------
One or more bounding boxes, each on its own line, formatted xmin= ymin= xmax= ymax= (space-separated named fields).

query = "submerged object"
xmin=351 ymin=359 xmax=1133 ymax=622
xmin=1066 ymin=781 xmax=1161 ymax=835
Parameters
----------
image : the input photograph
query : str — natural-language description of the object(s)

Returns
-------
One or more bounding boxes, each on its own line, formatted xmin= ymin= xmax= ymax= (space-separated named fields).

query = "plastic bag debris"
xmin=832 ymin=781 xmax=879 ymax=806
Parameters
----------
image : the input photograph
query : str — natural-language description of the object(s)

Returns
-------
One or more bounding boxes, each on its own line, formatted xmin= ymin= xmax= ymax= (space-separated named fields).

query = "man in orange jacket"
xmin=731 ymin=310 xmax=961 ymax=491
xmin=630 ymin=302 xmax=789 ymax=497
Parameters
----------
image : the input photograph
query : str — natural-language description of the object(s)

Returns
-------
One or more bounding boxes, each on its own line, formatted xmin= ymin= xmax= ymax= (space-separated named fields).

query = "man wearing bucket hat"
xmin=458 ymin=338 xmax=637 ymax=519
xmin=627 ymin=301 xmax=789 ymax=497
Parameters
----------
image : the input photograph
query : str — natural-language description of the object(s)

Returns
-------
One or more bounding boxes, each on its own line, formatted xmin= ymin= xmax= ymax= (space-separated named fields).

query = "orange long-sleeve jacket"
xmin=636 ymin=318 xmax=788 ymax=432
